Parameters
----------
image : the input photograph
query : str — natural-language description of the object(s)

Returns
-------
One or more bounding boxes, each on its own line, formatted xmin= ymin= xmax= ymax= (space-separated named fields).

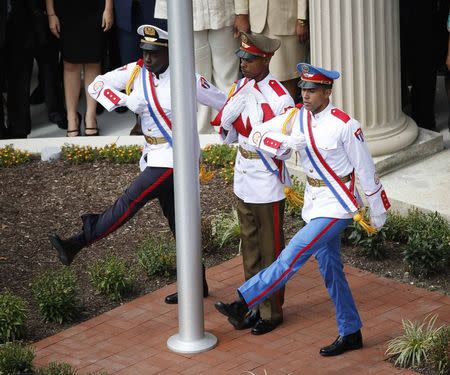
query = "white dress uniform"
xmin=250 ymin=102 xmax=390 ymax=222
xmin=224 ymin=75 xmax=294 ymax=204
xmin=89 ymin=62 xmax=226 ymax=171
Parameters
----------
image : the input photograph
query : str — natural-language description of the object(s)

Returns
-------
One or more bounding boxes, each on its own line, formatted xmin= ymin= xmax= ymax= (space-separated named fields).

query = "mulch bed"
xmin=0 ymin=160 xmax=449 ymax=344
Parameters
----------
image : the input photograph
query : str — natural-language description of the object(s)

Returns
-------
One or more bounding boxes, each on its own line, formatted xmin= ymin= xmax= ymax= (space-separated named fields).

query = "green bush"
xmin=201 ymin=144 xmax=236 ymax=183
xmin=88 ymin=255 xmax=135 ymax=301
xmin=344 ymin=213 xmax=387 ymax=260
xmin=0 ymin=292 xmax=27 ymax=344
xmin=384 ymin=211 xmax=409 ymax=243
xmin=210 ymin=209 xmax=241 ymax=248
xmin=0 ymin=341 xmax=35 ymax=375
xmin=285 ymin=175 xmax=305 ymax=217
xmin=137 ymin=236 xmax=176 ymax=277
xmin=386 ymin=314 xmax=444 ymax=369
xmin=61 ymin=144 xmax=142 ymax=164
xmin=0 ymin=145 xmax=31 ymax=168
xmin=427 ymin=325 xmax=450 ymax=375
xmin=35 ymin=362 xmax=78 ymax=375
xmin=32 ymin=268 xmax=78 ymax=324
xmin=403 ymin=209 xmax=450 ymax=276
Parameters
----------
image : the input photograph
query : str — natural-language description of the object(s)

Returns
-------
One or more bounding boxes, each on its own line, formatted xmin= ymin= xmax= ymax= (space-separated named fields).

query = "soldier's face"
xmin=143 ymin=49 xmax=169 ymax=75
xmin=301 ymin=87 xmax=332 ymax=114
xmin=240 ymin=57 xmax=270 ymax=81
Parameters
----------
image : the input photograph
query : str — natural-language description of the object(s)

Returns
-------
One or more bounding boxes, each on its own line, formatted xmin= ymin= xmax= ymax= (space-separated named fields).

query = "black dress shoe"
xmin=319 ymin=330 xmax=363 ymax=357
xmin=165 ymin=266 xmax=209 ymax=304
xmin=49 ymin=234 xmax=85 ymax=266
xmin=164 ymin=285 xmax=209 ymax=305
xmin=214 ymin=300 xmax=249 ymax=328
xmin=233 ymin=310 xmax=260 ymax=330
xmin=251 ymin=318 xmax=281 ymax=335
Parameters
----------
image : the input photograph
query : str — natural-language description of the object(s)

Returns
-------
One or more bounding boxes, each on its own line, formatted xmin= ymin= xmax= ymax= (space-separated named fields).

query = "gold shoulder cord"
xmin=125 ymin=64 xmax=142 ymax=95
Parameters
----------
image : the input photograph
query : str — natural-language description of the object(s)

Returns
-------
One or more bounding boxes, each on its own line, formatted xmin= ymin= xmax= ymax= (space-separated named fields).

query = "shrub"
xmin=32 ymin=268 xmax=78 ymax=324
xmin=61 ymin=144 xmax=142 ymax=164
xmin=285 ymin=175 xmax=305 ymax=217
xmin=35 ymin=362 xmax=78 ymax=375
xmin=0 ymin=292 xmax=27 ymax=344
xmin=0 ymin=145 xmax=31 ymax=168
xmin=427 ymin=325 xmax=450 ymax=375
xmin=344 ymin=212 xmax=387 ymax=260
xmin=210 ymin=209 xmax=241 ymax=248
xmin=201 ymin=217 xmax=215 ymax=254
xmin=202 ymin=144 xmax=236 ymax=183
xmin=0 ymin=341 xmax=35 ymax=374
xmin=137 ymin=235 xmax=176 ymax=277
xmin=386 ymin=314 xmax=443 ymax=369
xmin=88 ymin=255 xmax=135 ymax=301
xmin=403 ymin=209 xmax=450 ymax=276
xmin=384 ymin=211 xmax=409 ymax=243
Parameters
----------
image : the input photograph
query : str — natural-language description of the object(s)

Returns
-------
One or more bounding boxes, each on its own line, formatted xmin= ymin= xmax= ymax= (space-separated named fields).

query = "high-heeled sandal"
xmin=66 ymin=112 xmax=82 ymax=137
xmin=83 ymin=114 xmax=100 ymax=136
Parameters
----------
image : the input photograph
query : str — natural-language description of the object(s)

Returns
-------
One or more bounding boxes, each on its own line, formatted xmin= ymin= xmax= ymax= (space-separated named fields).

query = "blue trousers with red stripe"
xmin=238 ymin=217 xmax=362 ymax=336
xmin=80 ymin=167 xmax=175 ymax=245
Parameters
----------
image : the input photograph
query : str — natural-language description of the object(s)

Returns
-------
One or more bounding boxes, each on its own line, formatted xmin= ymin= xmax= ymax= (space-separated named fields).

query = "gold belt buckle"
xmin=240 ymin=147 xmax=250 ymax=159
xmin=146 ymin=136 xmax=157 ymax=145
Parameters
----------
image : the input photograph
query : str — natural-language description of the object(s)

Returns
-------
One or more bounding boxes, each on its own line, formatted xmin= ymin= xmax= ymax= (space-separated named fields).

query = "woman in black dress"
xmin=46 ymin=0 xmax=113 ymax=136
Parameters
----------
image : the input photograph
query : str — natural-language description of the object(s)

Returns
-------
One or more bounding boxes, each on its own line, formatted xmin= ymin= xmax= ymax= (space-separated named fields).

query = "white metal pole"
xmin=166 ymin=0 xmax=217 ymax=354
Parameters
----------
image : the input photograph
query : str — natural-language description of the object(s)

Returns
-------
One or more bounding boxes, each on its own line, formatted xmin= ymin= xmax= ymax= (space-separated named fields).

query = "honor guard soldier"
xmin=49 ymin=25 xmax=227 ymax=305
xmin=215 ymin=63 xmax=391 ymax=355
xmin=211 ymin=32 xmax=295 ymax=335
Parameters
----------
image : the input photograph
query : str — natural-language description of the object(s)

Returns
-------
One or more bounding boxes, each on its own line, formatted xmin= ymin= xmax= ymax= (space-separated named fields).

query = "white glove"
xmin=282 ymin=135 xmax=307 ymax=151
xmin=370 ymin=213 xmax=386 ymax=230
xmin=221 ymin=95 xmax=246 ymax=130
xmin=121 ymin=92 xmax=148 ymax=115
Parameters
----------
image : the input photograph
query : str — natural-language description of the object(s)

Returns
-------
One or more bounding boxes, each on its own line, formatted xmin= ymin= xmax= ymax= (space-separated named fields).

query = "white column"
xmin=309 ymin=0 xmax=418 ymax=156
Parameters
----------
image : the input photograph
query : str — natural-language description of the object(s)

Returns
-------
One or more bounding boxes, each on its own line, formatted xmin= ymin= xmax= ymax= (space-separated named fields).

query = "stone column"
xmin=309 ymin=0 xmax=418 ymax=156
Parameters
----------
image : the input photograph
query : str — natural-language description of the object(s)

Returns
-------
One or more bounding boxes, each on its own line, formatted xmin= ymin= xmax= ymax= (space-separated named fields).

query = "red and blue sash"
xmin=299 ymin=107 xmax=359 ymax=213
xmin=141 ymin=67 xmax=173 ymax=147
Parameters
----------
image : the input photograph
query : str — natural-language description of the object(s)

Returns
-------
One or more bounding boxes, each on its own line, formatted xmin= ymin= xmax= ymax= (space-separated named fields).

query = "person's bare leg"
xmin=83 ymin=63 xmax=101 ymax=135
xmin=63 ymin=61 xmax=82 ymax=137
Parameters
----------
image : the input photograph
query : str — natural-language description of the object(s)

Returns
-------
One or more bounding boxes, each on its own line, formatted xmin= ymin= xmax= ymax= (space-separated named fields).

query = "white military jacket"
xmin=88 ymin=61 xmax=227 ymax=171
xmin=218 ymin=74 xmax=294 ymax=203
xmin=248 ymin=102 xmax=391 ymax=221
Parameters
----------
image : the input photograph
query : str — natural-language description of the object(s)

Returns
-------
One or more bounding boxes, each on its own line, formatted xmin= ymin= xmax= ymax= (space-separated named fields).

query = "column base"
xmin=365 ymin=114 xmax=419 ymax=157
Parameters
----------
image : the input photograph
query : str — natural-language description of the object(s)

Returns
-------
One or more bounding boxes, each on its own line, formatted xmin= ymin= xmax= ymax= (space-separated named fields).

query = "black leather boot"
xmin=214 ymin=299 xmax=249 ymax=328
xmin=49 ymin=233 xmax=85 ymax=266
xmin=164 ymin=264 xmax=209 ymax=304
xmin=319 ymin=330 xmax=363 ymax=356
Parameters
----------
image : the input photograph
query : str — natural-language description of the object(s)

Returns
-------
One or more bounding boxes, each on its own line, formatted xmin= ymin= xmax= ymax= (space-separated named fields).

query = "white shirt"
xmin=155 ymin=0 xmax=236 ymax=31
xmin=88 ymin=62 xmax=227 ymax=170
xmin=248 ymin=102 xmax=390 ymax=220
xmin=220 ymin=74 xmax=294 ymax=203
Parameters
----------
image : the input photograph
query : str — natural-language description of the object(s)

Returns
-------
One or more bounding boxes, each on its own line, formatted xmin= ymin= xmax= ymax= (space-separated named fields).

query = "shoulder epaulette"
xmin=331 ymin=107 xmax=351 ymax=123
xmin=269 ymin=80 xmax=286 ymax=97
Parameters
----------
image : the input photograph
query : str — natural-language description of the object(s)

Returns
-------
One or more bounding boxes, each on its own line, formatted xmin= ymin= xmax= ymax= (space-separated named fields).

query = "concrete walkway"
xmin=33 ymin=255 xmax=449 ymax=374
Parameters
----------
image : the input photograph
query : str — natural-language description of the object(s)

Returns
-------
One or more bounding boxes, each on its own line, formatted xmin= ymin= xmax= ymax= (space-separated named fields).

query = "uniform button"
xmin=309 ymin=168 xmax=313 ymax=173
xmin=243 ymin=170 xmax=246 ymax=174
xmin=312 ymin=197 xmax=316 ymax=200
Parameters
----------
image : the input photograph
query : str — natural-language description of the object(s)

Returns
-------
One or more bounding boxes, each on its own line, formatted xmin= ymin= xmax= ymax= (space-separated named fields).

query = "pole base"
xmin=167 ymin=332 xmax=217 ymax=354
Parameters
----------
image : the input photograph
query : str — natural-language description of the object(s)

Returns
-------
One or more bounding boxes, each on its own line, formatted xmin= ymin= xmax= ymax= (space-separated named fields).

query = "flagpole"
xmin=166 ymin=0 xmax=217 ymax=354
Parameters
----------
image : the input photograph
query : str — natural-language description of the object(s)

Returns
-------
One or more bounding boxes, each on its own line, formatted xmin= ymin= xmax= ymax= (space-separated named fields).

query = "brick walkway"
xmin=33 ymin=256 xmax=450 ymax=374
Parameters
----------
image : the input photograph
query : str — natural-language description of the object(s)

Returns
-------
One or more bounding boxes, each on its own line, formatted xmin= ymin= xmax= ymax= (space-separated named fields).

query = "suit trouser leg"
xmin=247 ymin=200 xmax=286 ymax=322
xmin=315 ymin=235 xmax=362 ymax=336
xmin=239 ymin=198 xmax=286 ymax=321
xmin=238 ymin=217 xmax=351 ymax=310
xmin=81 ymin=167 xmax=174 ymax=244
